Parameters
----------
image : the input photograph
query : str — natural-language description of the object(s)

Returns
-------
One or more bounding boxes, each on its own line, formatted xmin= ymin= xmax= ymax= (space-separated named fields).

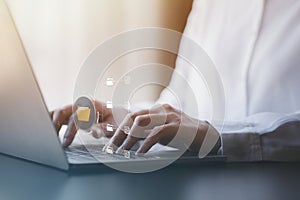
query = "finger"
xmin=90 ymin=124 xmax=105 ymax=139
xmin=105 ymin=110 xmax=151 ymax=152
xmin=105 ymin=129 xmax=127 ymax=152
xmin=94 ymin=101 xmax=110 ymax=122
xmin=149 ymin=104 xmax=171 ymax=114
xmin=129 ymin=113 xmax=168 ymax=139
xmin=63 ymin=114 xmax=78 ymax=147
xmin=117 ymin=135 xmax=140 ymax=152
xmin=129 ymin=109 xmax=150 ymax=119
xmin=136 ymin=125 xmax=172 ymax=154
xmin=105 ymin=113 xmax=135 ymax=151
xmin=112 ymin=110 xmax=151 ymax=141
xmin=52 ymin=106 xmax=73 ymax=133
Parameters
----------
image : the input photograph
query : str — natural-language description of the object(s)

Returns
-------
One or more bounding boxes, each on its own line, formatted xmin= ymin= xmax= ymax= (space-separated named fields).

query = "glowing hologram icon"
xmin=76 ymin=106 xmax=91 ymax=122
xmin=106 ymin=124 xmax=130 ymax=134
xmin=106 ymin=124 xmax=114 ymax=132
xmin=105 ymin=76 xmax=130 ymax=86
xmin=105 ymin=101 xmax=129 ymax=110
xmin=116 ymin=149 xmax=131 ymax=159
xmin=106 ymin=101 xmax=113 ymax=108
xmin=74 ymin=28 xmax=226 ymax=173
xmin=106 ymin=146 xmax=114 ymax=154
xmin=123 ymin=126 xmax=130 ymax=135
xmin=124 ymin=150 xmax=131 ymax=159
xmin=106 ymin=78 xmax=114 ymax=86
xmin=74 ymin=96 xmax=96 ymax=131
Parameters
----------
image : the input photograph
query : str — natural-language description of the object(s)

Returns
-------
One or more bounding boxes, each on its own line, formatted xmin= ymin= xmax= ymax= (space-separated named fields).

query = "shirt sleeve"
xmin=217 ymin=112 xmax=300 ymax=162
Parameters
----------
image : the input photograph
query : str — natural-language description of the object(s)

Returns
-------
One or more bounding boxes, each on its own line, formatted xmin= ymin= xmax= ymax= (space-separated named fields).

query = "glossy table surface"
xmin=0 ymin=154 xmax=300 ymax=200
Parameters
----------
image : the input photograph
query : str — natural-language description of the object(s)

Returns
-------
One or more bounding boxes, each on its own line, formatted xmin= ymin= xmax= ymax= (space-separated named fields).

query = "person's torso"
xmin=180 ymin=0 xmax=300 ymax=121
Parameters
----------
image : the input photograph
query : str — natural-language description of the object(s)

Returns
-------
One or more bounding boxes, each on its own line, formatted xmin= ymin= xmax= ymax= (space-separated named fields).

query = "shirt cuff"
xmin=221 ymin=132 xmax=263 ymax=162
xmin=213 ymin=112 xmax=300 ymax=161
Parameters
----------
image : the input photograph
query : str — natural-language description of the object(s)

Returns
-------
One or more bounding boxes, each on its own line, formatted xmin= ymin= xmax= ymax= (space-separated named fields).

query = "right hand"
xmin=50 ymin=101 xmax=128 ymax=147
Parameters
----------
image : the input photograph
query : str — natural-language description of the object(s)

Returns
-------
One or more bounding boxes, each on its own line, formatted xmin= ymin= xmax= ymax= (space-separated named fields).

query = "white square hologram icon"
xmin=106 ymin=124 xmax=114 ymax=132
xmin=106 ymin=101 xmax=113 ymax=108
xmin=124 ymin=150 xmax=131 ymax=159
xmin=106 ymin=78 xmax=114 ymax=86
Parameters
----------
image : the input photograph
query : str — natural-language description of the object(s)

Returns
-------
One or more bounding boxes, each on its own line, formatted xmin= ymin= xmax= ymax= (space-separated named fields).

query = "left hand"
xmin=49 ymin=101 xmax=128 ymax=147
xmin=102 ymin=104 xmax=221 ymax=155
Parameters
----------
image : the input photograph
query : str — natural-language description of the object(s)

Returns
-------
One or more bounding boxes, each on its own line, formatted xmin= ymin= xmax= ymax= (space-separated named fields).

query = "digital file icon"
xmin=106 ymin=101 xmax=113 ymax=109
xmin=74 ymin=96 xmax=96 ymax=130
xmin=105 ymin=76 xmax=130 ymax=86
xmin=106 ymin=124 xmax=114 ymax=132
xmin=76 ymin=106 xmax=91 ymax=122
xmin=106 ymin=78 xmax=114 ymax=86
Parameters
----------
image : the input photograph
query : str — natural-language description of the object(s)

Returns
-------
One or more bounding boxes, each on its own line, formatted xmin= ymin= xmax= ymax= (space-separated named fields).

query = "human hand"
xmin=50 ymin=101 xmax=128 ymax=147
xmin=103 ymin=104 xmax=221 ymax=155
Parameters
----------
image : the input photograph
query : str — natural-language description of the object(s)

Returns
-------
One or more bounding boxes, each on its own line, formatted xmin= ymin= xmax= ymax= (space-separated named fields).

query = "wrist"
xmin=204 ymin=121 xmax=221 ymax=155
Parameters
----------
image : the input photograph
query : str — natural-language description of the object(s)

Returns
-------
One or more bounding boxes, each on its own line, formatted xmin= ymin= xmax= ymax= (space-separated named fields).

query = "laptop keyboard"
xmin=65 ymin=144 xmax=153 ymax=164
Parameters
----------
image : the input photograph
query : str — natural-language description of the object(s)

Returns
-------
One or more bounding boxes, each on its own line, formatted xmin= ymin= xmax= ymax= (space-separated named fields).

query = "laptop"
xmin=0 ymin=0 xmax=226 ymax=171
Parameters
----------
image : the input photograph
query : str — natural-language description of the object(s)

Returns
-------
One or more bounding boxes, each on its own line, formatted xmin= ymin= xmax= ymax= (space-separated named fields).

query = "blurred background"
xmin=7 ymin=0 xmax=192 ymax=110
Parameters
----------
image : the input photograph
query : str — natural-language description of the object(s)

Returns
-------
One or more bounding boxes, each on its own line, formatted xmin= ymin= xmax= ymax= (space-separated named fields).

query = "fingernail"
xmin=116 ymin=148 xmax=131 ymax=158
xmin=105 ymin=146 xmax=115 ymax=154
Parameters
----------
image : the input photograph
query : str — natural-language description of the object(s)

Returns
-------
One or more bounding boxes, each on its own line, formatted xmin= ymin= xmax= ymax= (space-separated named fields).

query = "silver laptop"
xmin=0 ymin=0 xmax=225 ymax=171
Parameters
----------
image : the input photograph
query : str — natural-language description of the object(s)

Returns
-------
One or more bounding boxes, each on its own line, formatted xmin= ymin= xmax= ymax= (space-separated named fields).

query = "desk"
xmin=0 ymin=154 xmax=299 ymax=200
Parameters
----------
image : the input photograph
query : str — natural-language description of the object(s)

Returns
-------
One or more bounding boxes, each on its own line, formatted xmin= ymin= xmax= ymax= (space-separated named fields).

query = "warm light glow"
xmin=6 ymin=0 xmax=192 ymax=110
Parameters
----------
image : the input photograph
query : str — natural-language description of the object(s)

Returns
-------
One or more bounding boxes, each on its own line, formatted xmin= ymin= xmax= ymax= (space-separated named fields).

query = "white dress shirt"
xmin=157 ymin=0 xmax=300 ymax=161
